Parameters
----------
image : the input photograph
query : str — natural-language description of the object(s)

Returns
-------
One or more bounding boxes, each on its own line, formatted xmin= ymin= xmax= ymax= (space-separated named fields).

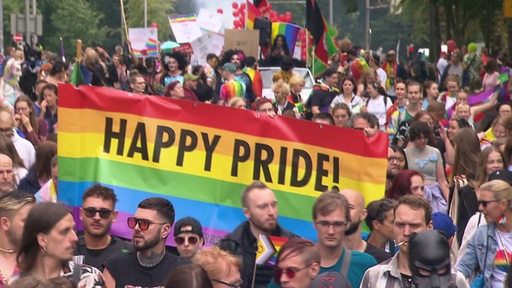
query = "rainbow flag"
xmin=271 ymin=22 xmax=301 ymax=55
xmin=168 ymin=14 xmax=196 ymax=23
xmin=58 ymin=84 xmax=387 ymax=244
xmin=145 ymin=38 xmax=158 ymax=57
xmin=247 ymin=1 xmax=260 ymax=29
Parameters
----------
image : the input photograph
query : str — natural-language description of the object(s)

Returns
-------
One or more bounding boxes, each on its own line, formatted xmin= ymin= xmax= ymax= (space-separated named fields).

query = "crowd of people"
xmin=0 ymin=33 xmax=511 ymax=288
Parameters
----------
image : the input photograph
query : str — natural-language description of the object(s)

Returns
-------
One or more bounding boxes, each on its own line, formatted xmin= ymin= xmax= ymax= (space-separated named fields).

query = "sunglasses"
xmin=83 ymin=207 xmax=113 ymax=219
xmin=274 ymin=266 xmax=309 ymax=283
xmin=175 ymin=235 xmax=200 ymax=245
xmin=478 ymin=200 xmax=500 ymax=208
xmin=210 ymin=279 xmax=242 ymax=288
xmin=127 ymin=217 xmax=167 ymax=231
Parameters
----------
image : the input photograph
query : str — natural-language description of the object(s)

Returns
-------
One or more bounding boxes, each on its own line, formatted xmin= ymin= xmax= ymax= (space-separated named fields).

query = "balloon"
xmin=232 ymin=2 xmax=238 ymax=9
xmin=285 ymin=12 xmax=292 ymax=22
xmin=150 ymin=22 xmax=158 ymax=28
xmin=240 ymin=2 xmax=246 ymax=9
xmin=239 ymin=10 xmax=245 ymax=17
xmin=217 ymin=8 xmax=223 ymax=14
xmin=279 ymin=14 xmax=286 ymax=21
xmin=270 ymin=10 xmax=278 ymax=17
xmin=240 ymin=18 xmax=245 ymax=26
xmin=233 ymin=11 xmax=239 ymax=17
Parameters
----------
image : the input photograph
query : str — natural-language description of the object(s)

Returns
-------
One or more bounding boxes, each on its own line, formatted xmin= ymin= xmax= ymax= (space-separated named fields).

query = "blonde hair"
xmin=193 ymin=246 xmax=241 ymax=280
xmin=289 ymin=74 xmax=305 ymax=87
xmin=480 ymin=180 xmax=512 ymax=209
xmin=271 ymin=80 xmax=290 ymax=101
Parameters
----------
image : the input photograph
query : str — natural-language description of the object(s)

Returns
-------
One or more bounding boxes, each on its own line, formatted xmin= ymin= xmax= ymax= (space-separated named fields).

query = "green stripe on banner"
xmin=59 ymin=156 xmax=317 ymax=222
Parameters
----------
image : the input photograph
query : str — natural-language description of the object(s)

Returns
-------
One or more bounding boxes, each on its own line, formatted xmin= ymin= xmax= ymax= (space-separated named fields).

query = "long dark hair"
xmin=17 ymin=202 xmax=71 ymax=274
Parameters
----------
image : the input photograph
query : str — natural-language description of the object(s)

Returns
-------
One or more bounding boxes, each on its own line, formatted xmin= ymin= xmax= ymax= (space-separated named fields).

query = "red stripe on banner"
xmin=59 ymin=84 xmax=387 ymax=158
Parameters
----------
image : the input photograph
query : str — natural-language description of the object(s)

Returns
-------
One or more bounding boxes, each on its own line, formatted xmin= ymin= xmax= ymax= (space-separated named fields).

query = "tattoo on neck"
xmin=137 ymin=250 xmax=165 ymax=268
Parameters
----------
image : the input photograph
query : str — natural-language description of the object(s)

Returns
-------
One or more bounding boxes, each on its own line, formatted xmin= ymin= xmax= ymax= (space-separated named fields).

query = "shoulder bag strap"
xmin=340 ymin=247 xmax=352 ymax=277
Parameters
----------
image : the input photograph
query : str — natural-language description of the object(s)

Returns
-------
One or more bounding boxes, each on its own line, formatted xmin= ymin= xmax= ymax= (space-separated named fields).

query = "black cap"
xmin=488 ymin=169 xmax=512 ymax=185
xmin=173 ymin=217 xmax=203 ymax=237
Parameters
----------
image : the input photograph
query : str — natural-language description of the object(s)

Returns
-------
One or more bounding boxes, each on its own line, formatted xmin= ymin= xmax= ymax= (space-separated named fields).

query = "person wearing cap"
xmin=272 ymin=238 xmax=321 ymax=288
xmin=183 ymin=74 xmax=200 ymax=101
xmin=173 ymin=216 xmax=204 ymax=259
xmin=219 ymin=62 xmax=246 ymax=106
xmin=431 ymin=212 xmax=458 ymax=267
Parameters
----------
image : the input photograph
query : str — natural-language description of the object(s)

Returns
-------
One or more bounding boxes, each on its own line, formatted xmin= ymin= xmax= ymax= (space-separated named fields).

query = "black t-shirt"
xmin=74 ymin=235 xmax=133 ymax=270
xmin=103 ymin=250 xmax=190 ymax=288
xmin=364 ymin=241 xmax=392 ymax=263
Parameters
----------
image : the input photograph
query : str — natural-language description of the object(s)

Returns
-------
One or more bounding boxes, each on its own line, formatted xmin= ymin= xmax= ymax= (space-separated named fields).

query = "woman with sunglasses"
xmin=15 ymin=202 xmax=105 ymax=287
xmin=455 ymin=180 xmax=512 ymax=287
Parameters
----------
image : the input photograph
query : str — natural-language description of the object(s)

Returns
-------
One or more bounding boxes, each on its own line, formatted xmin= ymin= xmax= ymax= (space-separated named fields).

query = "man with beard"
xmin=0 ymin=191 xmax=35 ymax=286
xmin=313 ymin=191 xmax=376 ymax=288
xmin=218 ymin=181 xmax=298 ymax=288
xmin=74 ymin=184 xmax=132 ymax=270
xmin=340 ymin=189 xmax=391 ymax=263
xmin=103 ymin=197 xmax=189 ymax=287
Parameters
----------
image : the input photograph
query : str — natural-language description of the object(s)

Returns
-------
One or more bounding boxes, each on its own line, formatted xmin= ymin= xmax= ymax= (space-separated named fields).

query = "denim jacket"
xmin=455 ymin=223 xmax=498 ymax=288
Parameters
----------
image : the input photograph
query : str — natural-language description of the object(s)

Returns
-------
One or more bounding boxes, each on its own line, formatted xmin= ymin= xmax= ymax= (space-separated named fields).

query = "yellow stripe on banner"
xmin=59 ymin=108 xmax=386 ymax=196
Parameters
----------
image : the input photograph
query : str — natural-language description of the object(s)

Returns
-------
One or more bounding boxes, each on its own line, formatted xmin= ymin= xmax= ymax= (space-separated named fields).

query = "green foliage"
xmin=125 ymin=0 xmax=177 ymax=42
xmin=49 ymin=0 xmax=108 ymax=54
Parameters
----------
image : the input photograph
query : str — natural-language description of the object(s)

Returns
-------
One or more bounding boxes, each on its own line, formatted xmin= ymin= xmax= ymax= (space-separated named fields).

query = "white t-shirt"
xmin=366 ymin=95 xmax=393 ymax=131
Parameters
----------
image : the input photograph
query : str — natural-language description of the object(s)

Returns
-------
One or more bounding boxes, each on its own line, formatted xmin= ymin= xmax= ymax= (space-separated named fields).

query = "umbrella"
xmin=160 ymin=41 xmax=180 ymax=53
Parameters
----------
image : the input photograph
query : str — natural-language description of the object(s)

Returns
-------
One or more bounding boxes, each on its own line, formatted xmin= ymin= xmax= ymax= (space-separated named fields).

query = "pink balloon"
xmin=239 ymin=10 xmax=245 ymax=17
xmin=233 ymin=11 xmax=239 ymax=17
xmin=217 ymin=8 xmax=223 ymax=14
xmin=240 ymin=2 xmax=246 ymax=9
xmin=279 ymin=14 xmax=286 ymax=21
xmin=232 ymin=2 xmax=238 ymax=9
xmin=270 ymin=10 xmax=278 ymax=17
xmin=150 ymin=22 xmax=158 ymax=28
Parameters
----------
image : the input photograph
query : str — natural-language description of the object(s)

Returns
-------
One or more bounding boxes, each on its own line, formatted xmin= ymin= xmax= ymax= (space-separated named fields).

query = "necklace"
xmin=0 ymin=247 xmax=15 ymax=253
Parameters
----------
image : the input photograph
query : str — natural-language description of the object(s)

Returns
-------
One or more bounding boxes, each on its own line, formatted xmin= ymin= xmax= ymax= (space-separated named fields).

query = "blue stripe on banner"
xmin=60 ymin=181 xmax=318 ymax=241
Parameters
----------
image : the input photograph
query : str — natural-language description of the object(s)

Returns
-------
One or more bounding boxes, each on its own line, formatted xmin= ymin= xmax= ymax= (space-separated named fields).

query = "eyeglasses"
xmin=477 ymin=200 xmax=500 ymax=208
xmin=210 ymin=279 xmax=243 ymax=288
xmin=127 ymin=217 xmax=167 ymax=231
xmin=314 ymin=220 xmax=348 ymax=229
xmin=174 ymin=235 xmax=199 ymax=245
xmin=274 ymin=266 xmax=310 ymax=283
xmin=388 ymin=156 xmax=405 ymax=163
xmin=83 ymin=207 xmax=114 ymax=219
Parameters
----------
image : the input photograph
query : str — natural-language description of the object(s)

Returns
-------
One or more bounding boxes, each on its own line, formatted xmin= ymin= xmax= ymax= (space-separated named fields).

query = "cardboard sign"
xmin=224 ymin=29 xmax=259 ymax=59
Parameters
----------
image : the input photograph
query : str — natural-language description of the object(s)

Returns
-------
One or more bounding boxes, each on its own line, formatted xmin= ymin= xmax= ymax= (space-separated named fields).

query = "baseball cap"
xmin=488 ymin=169 xmax=512 ymax=185
xmin=184 ymin=73 xmax=199 ymax=82
xmin=431 ymin=212 xmax=457 ymax=238
xmin=312 ymin=272 xmax=351 ymax=288
xmin=222 ymin=63 xmax=236 ymax=73
xmin=173 ymin=217 xmax=203 ymax=237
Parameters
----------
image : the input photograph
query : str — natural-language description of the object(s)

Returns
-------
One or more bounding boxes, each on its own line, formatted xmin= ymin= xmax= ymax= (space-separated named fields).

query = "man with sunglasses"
xmin=218 ymin=181 xmax=298 ymax=288
xmin=273 ymin=238 xmax=321 ymax=288
xmin=173 ymin=216 xmax=204 ymax=259
xmin=75 ymin=184 xmax=132 ymax=270
xmin=103 ymin=197 xmax=190 ymax=288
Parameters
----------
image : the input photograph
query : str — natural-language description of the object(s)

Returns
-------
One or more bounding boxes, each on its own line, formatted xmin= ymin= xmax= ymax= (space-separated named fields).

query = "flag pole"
xmin=120 ymin=0 xmax=130 ymax=51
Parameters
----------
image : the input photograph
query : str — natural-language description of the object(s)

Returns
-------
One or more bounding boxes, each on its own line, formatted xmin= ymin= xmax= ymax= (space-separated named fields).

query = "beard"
xmin=133 ymin=227 xmax=162 ymax=251
xmin=344 ymin=220 xmax=360 ymax=236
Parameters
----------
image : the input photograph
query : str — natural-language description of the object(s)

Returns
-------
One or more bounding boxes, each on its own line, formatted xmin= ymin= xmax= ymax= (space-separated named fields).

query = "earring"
xmin=499 ymin=215 xmax=507 ymax=225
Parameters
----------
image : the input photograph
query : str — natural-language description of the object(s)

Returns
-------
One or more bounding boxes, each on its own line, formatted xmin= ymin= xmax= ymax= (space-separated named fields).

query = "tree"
xmin=47 ymin=0 xmax=108 ymax=57
xmin=125 ymin=0 xmax=177 ymax=42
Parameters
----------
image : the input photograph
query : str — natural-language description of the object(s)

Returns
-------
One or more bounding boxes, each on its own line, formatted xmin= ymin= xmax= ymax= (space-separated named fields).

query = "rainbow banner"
xmin=58 ymin=84 xmax=387 ymax=245
xmin=271 ymin=22 xmax=301 ymax=55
